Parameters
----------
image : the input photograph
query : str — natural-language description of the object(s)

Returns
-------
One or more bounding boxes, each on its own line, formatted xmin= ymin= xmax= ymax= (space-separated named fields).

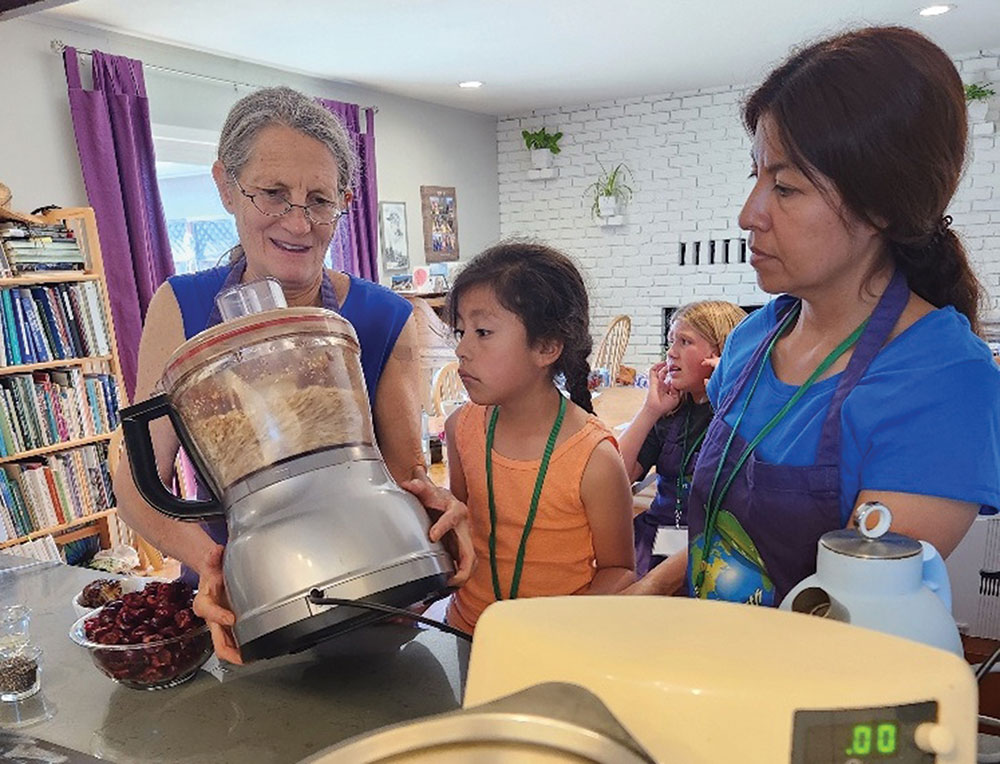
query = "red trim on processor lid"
xmin=166 ymin=313 xmax=358 ymax=377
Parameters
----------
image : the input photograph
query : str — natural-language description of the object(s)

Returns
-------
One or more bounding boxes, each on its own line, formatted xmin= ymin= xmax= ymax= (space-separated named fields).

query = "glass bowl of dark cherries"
xmin=69 ymin=580 xmax=212 ymax=690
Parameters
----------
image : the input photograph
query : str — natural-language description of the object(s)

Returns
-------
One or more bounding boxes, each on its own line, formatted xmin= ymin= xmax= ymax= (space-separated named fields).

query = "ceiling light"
xmin=458 ymin=81 xmax=483 ymax=89
xmin=918 ymin=5 xmax=953 ymax=16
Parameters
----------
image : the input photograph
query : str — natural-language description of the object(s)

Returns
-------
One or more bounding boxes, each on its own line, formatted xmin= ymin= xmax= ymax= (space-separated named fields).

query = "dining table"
xmin=591 ymin=385 xmax=647 ymax=432
xmin=0 ymin=554 xmax=469 ymax=763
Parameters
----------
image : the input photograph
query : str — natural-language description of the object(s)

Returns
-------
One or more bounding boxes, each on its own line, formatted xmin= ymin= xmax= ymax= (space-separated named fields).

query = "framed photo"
xmin=378 ymin=201 xmax=410 ymax=271
xmin=420 ymin=185 xmax=459 ymax=262
xmin=390 ymin=273 xmax=414 ymax=291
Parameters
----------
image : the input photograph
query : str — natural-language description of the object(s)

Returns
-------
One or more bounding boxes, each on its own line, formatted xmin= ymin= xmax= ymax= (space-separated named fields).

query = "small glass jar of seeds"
xmin=0 ymin=642 xmax=42 ymax=702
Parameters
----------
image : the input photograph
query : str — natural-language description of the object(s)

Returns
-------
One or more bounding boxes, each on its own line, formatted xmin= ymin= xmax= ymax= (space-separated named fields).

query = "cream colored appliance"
xmin=305 ymin=597 xmax=977 ymax=762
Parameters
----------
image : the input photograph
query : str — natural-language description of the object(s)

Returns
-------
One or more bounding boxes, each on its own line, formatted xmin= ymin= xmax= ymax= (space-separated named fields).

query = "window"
xmin=158 ymin=161 xmax=238 ymax=274
xmin=154 ymin=124 xmax=237 ymax=274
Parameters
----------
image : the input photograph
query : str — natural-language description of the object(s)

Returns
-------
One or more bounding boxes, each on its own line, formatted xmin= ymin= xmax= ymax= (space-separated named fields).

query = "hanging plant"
xmin=583 ymin=161 xmax=634 ymax=218
xmin=521 ymin=127 xmax=563 ymax=153
xmin=965 ymin=83 xmax=996 ymax=102
xmin=522 ymin=128 xmax=563 ymax=170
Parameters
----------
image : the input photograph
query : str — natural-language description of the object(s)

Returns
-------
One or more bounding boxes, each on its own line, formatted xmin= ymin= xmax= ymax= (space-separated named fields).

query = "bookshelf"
xmin=0 ymin=207 xmax=125 ymax=555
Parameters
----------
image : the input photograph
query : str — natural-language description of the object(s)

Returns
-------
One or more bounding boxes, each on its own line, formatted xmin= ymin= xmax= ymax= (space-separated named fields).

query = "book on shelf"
xmin=1 ymin=289 xmax=20 ymax=365
xmin=0 ymin=220 xmax=85 ymax=277
xmin=0 ymin=441 xmax=114 ymax=541
xmin=56 ymin=283 xmax=87 ymax=357
xmin=31 ymin=287 xmax=66 ymax=359
xmin=0 ymin=367 xmax=119 ymax=452
xmin=18 ymin=288 xmax=51 ymax=362
xmin=0 ymin=282 xmax=110 ymax=367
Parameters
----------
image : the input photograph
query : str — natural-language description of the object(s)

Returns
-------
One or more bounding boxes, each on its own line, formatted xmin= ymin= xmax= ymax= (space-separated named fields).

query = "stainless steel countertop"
xmin=0 ymin=554 xmax=469 ymax=763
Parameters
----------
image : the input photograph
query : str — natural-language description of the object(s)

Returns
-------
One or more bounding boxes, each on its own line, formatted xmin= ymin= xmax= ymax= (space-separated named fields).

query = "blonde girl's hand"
xmin=401 ymin=467 xmax=476 ymax=587
xmin=644 ymin=362 xmax=682 ymax=418
xmin=192 ymin=545 xmax=244 ymax=665
xmin=701 ymin=354 xmax=721 ymax=391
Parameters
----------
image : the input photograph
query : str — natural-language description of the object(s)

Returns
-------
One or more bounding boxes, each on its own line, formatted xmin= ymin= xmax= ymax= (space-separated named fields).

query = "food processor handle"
xmin=120 ymin=394 xmax=225 ymax=520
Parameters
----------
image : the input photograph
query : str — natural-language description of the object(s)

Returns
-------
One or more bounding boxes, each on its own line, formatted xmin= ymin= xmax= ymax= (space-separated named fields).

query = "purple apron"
xmin=634 ymin=401 xmax=709 ymax=576
xmin=686 ymin=270 xmax=909 ymax=605
xmin=180 ymin=257 xmax=341 ymax=584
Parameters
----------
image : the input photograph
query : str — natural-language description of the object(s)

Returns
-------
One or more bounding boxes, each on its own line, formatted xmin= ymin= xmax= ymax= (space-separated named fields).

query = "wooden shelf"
xmin=0 ymin=507 xmax=116 ymax=550
xmin=0 ymin=355 xmax=113 ymax=376
xmin=0 ymin=431 xmax=114 ymax=465
xmin=0 ymin=272 xmax=100 ymax=287
xmin=0 ymin=208 xmax=129 ymax=559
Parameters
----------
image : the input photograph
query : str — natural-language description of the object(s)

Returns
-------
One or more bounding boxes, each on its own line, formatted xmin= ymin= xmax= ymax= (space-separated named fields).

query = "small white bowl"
xmin=71 ymin=578 xmax=148 ymax=619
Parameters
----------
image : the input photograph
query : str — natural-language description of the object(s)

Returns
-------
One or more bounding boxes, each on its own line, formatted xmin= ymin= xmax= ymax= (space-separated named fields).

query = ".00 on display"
xmin=845 ymin=722 xmax=898 ymax=758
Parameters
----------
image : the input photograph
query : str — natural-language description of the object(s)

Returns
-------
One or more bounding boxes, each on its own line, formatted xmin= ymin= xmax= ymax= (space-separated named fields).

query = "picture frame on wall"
xmin=420 ymin=185 xmax=459 ymax=262
xmin=378 ymin=201 xmax=410 ymax=271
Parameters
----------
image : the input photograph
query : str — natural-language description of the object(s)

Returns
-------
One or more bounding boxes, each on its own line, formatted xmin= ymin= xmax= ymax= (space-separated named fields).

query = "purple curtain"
xmin=315 ymin=98 xmax=379 ymax=282
xmin=63 ymin=47 xmax=174 ymax=402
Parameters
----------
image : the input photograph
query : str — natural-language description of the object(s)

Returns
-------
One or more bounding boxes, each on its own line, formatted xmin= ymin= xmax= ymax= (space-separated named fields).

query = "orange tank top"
xmin=446 ymin=402 xmax=616 ymax=634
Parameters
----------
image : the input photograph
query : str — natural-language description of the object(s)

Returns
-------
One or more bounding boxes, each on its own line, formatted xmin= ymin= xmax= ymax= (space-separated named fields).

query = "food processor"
xmin=302 ymin=597 xmax=977 ymax=762
xmin=120 ymin=280 xmax=454 ymax=661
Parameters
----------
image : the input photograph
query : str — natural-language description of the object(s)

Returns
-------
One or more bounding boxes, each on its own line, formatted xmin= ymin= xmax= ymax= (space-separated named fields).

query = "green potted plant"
xmin=522 ymin=127 xmax=563 ymax=169
xmin=965 ymin=82 xmax=995 ymax=122
xmin=584 ymin=161 xmax=634 ymax=219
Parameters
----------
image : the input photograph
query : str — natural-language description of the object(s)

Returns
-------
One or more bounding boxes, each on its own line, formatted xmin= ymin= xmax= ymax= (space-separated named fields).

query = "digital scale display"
xmin=791 ymin=701 xmax=937 ymax=763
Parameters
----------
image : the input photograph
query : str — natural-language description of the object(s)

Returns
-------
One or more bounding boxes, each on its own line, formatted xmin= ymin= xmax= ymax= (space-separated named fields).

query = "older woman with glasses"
xmin=113 ymin=86 xmax=473 ymax=663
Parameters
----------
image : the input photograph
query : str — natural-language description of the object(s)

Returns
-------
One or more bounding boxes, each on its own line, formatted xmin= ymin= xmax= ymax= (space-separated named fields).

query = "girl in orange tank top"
xmin=442 ymin=242 xmax=636 ymax=634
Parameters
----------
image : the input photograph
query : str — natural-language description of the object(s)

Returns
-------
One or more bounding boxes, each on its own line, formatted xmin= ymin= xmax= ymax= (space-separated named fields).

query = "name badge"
xmin=652 ymin=526 xmax=687 ymax=557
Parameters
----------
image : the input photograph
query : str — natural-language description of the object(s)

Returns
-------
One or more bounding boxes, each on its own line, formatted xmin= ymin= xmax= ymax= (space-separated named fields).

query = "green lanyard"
xmin=693 ymin=304 xmax=869 ymax=596
xmin=674 ymin=405 xmax=707 ymax=528
xmin=485 ymin=394 xmax=567 ymax=601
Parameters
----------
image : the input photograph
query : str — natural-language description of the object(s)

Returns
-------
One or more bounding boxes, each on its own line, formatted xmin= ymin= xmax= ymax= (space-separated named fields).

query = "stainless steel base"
xmin=221 ymin=449 xmax=454 ymax=658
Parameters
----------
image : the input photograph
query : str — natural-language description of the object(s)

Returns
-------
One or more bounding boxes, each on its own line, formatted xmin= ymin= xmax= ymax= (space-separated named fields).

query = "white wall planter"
xmin=597 ymin=196 xmax=619 ymax=218
xmin=527 ymin=168 xmax=558 ymax=181
xmin=530 ymin=149 xmax=555 ymax=170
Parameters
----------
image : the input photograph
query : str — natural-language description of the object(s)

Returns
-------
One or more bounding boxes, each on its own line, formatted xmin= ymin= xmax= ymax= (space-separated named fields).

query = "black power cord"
xmin=308 ymin=589 xmax=472 ymax=642
xmin=976 ymin=641 xmax=1000 ymax=683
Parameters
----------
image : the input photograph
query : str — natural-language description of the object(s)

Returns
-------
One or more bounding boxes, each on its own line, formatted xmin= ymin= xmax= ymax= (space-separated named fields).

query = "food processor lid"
xmin=820 ymin=530 xmax=921 ymax=560
xmin=820 ymin=502 xmax=922 ymax=560
xmin=300 ymin=683 xmax=655 ymax=763
xmin=161 ymin=307 xmax=360 ymax=392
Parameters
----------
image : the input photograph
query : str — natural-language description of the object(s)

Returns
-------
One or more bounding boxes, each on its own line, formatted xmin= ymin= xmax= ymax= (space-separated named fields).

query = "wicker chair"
xmin=592 ymin=315 xmax=632 ymax=384
xmin=431 ymin=361 xmax=468 ymax=417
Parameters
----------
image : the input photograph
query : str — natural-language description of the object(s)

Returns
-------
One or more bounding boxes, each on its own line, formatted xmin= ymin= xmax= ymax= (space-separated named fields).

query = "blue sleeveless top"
xmin=167 ymin=264 xmax=412 ymax=401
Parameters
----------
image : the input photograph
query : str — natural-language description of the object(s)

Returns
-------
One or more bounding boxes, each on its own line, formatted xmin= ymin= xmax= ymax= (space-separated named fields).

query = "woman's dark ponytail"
xmin=890 ymin=225 xmax=983 ymax=335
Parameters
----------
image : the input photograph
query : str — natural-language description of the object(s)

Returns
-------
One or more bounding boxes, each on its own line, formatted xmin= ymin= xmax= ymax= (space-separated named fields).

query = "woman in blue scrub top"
xmin=113 ymin=87 xmax=473 ymax=661
xmin=628 ymin=26 xmax=1000 ymax=602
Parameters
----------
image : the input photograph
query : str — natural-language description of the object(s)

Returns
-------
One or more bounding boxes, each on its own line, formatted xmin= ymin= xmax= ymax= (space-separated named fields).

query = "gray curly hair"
xmin=218 ymin=86 xmax=357 ymax=193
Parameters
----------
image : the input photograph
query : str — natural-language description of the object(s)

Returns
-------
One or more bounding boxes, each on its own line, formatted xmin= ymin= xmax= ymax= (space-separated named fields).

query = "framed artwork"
xmin=420 ymin=185 xmax=459 ymax=262
xmin=378 ymin=201 xmax=410 ymax=271
xmin=390 ymin=273 xmax=414 ymax=291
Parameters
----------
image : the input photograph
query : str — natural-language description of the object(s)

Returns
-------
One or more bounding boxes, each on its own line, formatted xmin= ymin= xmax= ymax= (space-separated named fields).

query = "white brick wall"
xmin=497 ymin=50 xmax=1000 ymax=369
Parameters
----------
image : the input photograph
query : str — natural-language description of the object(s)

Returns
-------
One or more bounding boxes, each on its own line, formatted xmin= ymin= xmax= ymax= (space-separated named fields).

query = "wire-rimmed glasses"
xmin=228 ymin=170 xmax=345 ymax=226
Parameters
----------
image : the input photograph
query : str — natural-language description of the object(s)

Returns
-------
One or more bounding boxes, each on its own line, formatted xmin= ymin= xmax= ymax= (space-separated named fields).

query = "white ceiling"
xmin=37 ymin=0 xmax=1000 ymax=115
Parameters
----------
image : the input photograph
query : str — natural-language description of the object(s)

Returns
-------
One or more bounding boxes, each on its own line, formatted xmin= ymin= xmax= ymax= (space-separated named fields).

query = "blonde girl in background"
xmin=618 ymin=301 xmax=746 ymax=576
xmin=443 ymin=241 xmax=635 ymax=634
